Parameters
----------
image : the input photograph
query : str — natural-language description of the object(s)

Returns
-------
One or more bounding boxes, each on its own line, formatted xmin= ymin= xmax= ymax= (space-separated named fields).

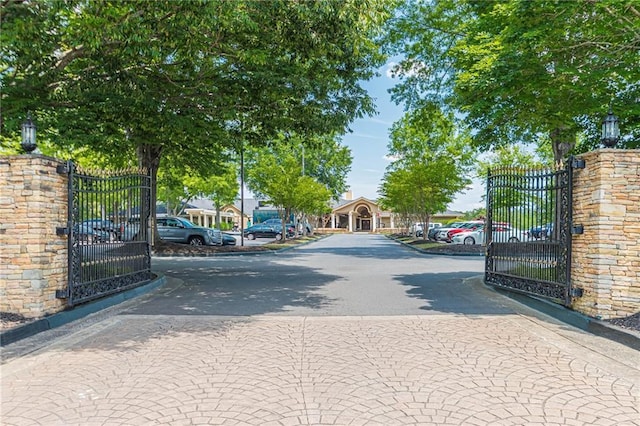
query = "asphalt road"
xmin=142 ymin=233 xmax=491 ymax=317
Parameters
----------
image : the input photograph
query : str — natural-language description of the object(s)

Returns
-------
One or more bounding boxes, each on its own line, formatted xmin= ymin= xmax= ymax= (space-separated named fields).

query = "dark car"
xmin=427 ymin=224 xmax=447 ymax=241
xmin=222 ymin=232 xmax=236 ymax=246
xmin=243 ymin=224 xmax=287 ymax=240
xmin=260 ymin=219 xmax=297 ymax=236
xmin=74 ymin=224 xmax=110 ymax=243
xmin=157 ymin=216 xmax=222 ymax=246
xmin=81 ymin=219 xmax=122 ymax=241
xmin=262 ymin=218 xmax=311 ymax=234
xmin=528 ymin=223 xmax=554 ymax=239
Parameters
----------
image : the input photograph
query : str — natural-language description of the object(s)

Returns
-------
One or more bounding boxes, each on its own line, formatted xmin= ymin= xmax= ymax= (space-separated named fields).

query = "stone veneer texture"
xmin=0 ymin=155 xmax=67 ymax=318
xmin=571 ymin=149 xmax=640 ymax=319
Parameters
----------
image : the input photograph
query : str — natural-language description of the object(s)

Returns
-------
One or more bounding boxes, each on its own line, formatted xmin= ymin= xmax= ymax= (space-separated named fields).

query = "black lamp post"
xmin=21 ymin=113 xmax=37 ymax=153
xmin=601 ymin=107 xmax=620 ymax=148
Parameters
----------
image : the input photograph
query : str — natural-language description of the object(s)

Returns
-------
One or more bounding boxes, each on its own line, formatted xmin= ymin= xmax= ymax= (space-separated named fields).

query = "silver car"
xmin=157 ymin=217 xmax=222 ymax=246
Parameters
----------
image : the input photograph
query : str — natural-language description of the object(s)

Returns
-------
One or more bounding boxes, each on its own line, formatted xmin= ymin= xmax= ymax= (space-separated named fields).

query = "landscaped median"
xmin=152 ymin=234 xmax=328 ymax=257
xmin=387 ymin=234 xmax=485 ymax=256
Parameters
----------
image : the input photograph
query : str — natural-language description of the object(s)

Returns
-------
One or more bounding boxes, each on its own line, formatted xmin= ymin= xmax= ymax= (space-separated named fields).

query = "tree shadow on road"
xmin=393 ymin=272 xmax=516 ymax=315
xmin=124 ymin=258 xmax=340 ymax=317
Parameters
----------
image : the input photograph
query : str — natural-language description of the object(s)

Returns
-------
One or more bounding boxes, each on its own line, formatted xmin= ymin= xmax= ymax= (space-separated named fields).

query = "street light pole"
xmin=240 ymin=139 xmax=244 ymax=247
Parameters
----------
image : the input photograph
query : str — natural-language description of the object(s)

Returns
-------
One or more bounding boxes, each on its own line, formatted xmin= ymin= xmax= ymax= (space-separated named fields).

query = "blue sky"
xmin=340 ymin=61 xmax=484 ymax=212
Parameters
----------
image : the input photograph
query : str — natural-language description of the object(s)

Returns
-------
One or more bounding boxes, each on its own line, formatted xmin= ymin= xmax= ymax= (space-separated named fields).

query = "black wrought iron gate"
xmin=56 ymin=161 xmax=153 ymax=307
xmin=485 ymin=159 xmax=583 ymax=306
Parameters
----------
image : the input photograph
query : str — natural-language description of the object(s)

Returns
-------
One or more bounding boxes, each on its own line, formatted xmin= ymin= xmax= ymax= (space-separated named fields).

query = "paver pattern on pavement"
xmin=1 ymin=234 xmax=639 ymax=425
xmin=2 ymin=313 xmax=639 ymax=425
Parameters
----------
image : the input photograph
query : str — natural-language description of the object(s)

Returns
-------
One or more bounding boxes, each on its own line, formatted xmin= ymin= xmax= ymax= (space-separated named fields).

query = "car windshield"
xmin=460 ymin=222 xmax=480 ymax=229
xmin=175 ymin=218 xmax=197 ymax=228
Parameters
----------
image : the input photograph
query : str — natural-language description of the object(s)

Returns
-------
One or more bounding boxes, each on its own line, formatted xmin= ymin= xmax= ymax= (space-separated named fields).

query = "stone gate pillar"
xmin=571 ymin=149 xmax=640 ymax=319
xmin=0 ymin=155 xmax=68 ymax=318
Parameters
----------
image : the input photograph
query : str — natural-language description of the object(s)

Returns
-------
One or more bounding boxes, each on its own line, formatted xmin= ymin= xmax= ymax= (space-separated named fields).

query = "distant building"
xmin=182 ymin=193 xmax=463 ymax=232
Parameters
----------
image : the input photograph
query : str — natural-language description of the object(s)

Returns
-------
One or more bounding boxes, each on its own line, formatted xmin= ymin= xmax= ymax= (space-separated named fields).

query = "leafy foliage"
xmin=378 ymin=105 xmax=473 ymax=236
xmin=384 ymin=0 xmax=640 ymax=161
xmin=246 ymin=142 xmax=332 ymax=238
xmin=2 ymin=0 xmax=394 ymax=244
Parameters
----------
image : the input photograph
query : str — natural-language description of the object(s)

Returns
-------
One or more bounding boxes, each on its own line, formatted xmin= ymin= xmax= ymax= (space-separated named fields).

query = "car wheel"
xmin=464 ymin=236 xmax=475 ymax=245
xmin=247 ymin=233 xmax=255 ymax=240
xmin=275 ymin=233 xmax=282 ymax=241
xmin=188 ymin=236 xmax=205 ymax=246
xmin=508 ymin=237 xmax=519 ymax=242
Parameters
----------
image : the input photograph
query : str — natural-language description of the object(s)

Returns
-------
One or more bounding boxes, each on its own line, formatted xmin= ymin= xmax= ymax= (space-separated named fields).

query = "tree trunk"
xmin=549 ymin=126 xmax=576 ymax=165
xmin=137 ymin=144 xmax=163 ymax=248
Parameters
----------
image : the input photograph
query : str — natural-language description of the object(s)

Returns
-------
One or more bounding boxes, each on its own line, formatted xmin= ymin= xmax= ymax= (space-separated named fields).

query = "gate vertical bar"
xmin=565 ymin=157 xmax=575 ymax=306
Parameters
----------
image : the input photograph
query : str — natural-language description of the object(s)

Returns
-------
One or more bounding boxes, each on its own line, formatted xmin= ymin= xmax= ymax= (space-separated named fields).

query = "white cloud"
xmin=368 ymin=117 xmax=393 ymax=126
xmin=352 ymin=132 xmax=385 ymax=140
xmin=383 ymin=154 xmax=400 ymax=162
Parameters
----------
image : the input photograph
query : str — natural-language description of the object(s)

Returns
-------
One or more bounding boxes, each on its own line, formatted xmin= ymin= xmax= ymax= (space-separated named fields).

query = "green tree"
xmin=282 ymin=132 xmax=352 ymax=201
xmin=2 ymin=0 xmax=393 ymax=244
xmin=379 ymin=105 xmax=473 ymax=238
xmin=384 ymin=0 xmax=639 ymax=161
xmin=157 ymin=163 xmax=238 ymax=227
xmin=246 ymin=144 xmax=332 ymax=240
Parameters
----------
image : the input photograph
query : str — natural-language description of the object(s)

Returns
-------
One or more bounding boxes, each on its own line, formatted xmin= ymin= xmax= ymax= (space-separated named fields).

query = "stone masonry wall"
xmin=0 ymin=155 xmax=68 ymax=318
xmin=571 ymin=149 xmax=640 ymax=319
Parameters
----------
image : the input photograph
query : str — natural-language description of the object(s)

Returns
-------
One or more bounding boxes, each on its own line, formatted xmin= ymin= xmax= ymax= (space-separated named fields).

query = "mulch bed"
xmin=606 ymin=312 xmax=640 ymax=332
xmin=394 ymin=235 xmax=485 ymax=255
xmin=417 ymin=244 xmax=484 ymax=255
xmin=152 ymin=241 xmax=276 ymax=256
xmin=0 ymin=312 xmax=31 ymax=331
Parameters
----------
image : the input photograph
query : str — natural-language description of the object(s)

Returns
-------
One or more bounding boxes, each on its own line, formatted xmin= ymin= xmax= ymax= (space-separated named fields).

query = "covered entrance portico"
xmin=329 ymin=197 xmax=392 ymax=233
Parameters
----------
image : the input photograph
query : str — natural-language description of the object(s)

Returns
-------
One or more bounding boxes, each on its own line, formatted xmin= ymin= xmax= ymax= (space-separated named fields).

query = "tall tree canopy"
xmin=282 ymin=132 xmax=353 ymax=201
xmin=1 ymin=0 xmax=394 ymax=230
xmin=384 ymin=0 xmax=640 ymax=161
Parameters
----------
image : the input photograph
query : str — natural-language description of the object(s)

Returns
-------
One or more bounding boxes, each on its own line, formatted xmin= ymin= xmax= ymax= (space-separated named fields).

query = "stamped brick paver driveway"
xmin=2 ymin=234 xmax=639 ymax=425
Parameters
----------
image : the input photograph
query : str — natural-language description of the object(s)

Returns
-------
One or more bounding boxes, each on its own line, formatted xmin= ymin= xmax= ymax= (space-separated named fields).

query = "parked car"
xmin=157 ymin=216 xmax=222 ymax=246
xmin=435 ymin=221 xmax=484 ymax=242
xmin=222 ymin=232 xmax=236 ymax=246
xmin=74 ymin=224 xmax=110 ymax=243
xmin=412 ymin=222 xmax=442 ymax=237
xmin=121 ymin=216 xmax=144 ymax=241
xmin=262 ymin=218 xmax=310 ymax=234
xmin=427 ymin=225 xmax=444 ymax=241
xmin=451 ymin=225 xmax=529 ymax=245
xmin=81 ymin=219 xmax=122 ymax=241
xmin=527 ymin=223 xmax=554 ymax=240
xmin=432 ymin=221 xmax=465 ymax=241
xmin=244 ymin=224 xmax=288 ymax=240
xmin=444 ymin=221 xmax=484 ymax=241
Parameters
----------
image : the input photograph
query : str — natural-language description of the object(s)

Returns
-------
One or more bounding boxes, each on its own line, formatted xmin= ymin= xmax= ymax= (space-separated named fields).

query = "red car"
xmin=444 ymin=221 xmax=485 ymax=242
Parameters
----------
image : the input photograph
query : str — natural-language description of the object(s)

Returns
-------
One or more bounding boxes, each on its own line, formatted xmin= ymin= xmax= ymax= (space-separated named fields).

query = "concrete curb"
xmin=0 ymin=274 xmax=167 ymax=347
